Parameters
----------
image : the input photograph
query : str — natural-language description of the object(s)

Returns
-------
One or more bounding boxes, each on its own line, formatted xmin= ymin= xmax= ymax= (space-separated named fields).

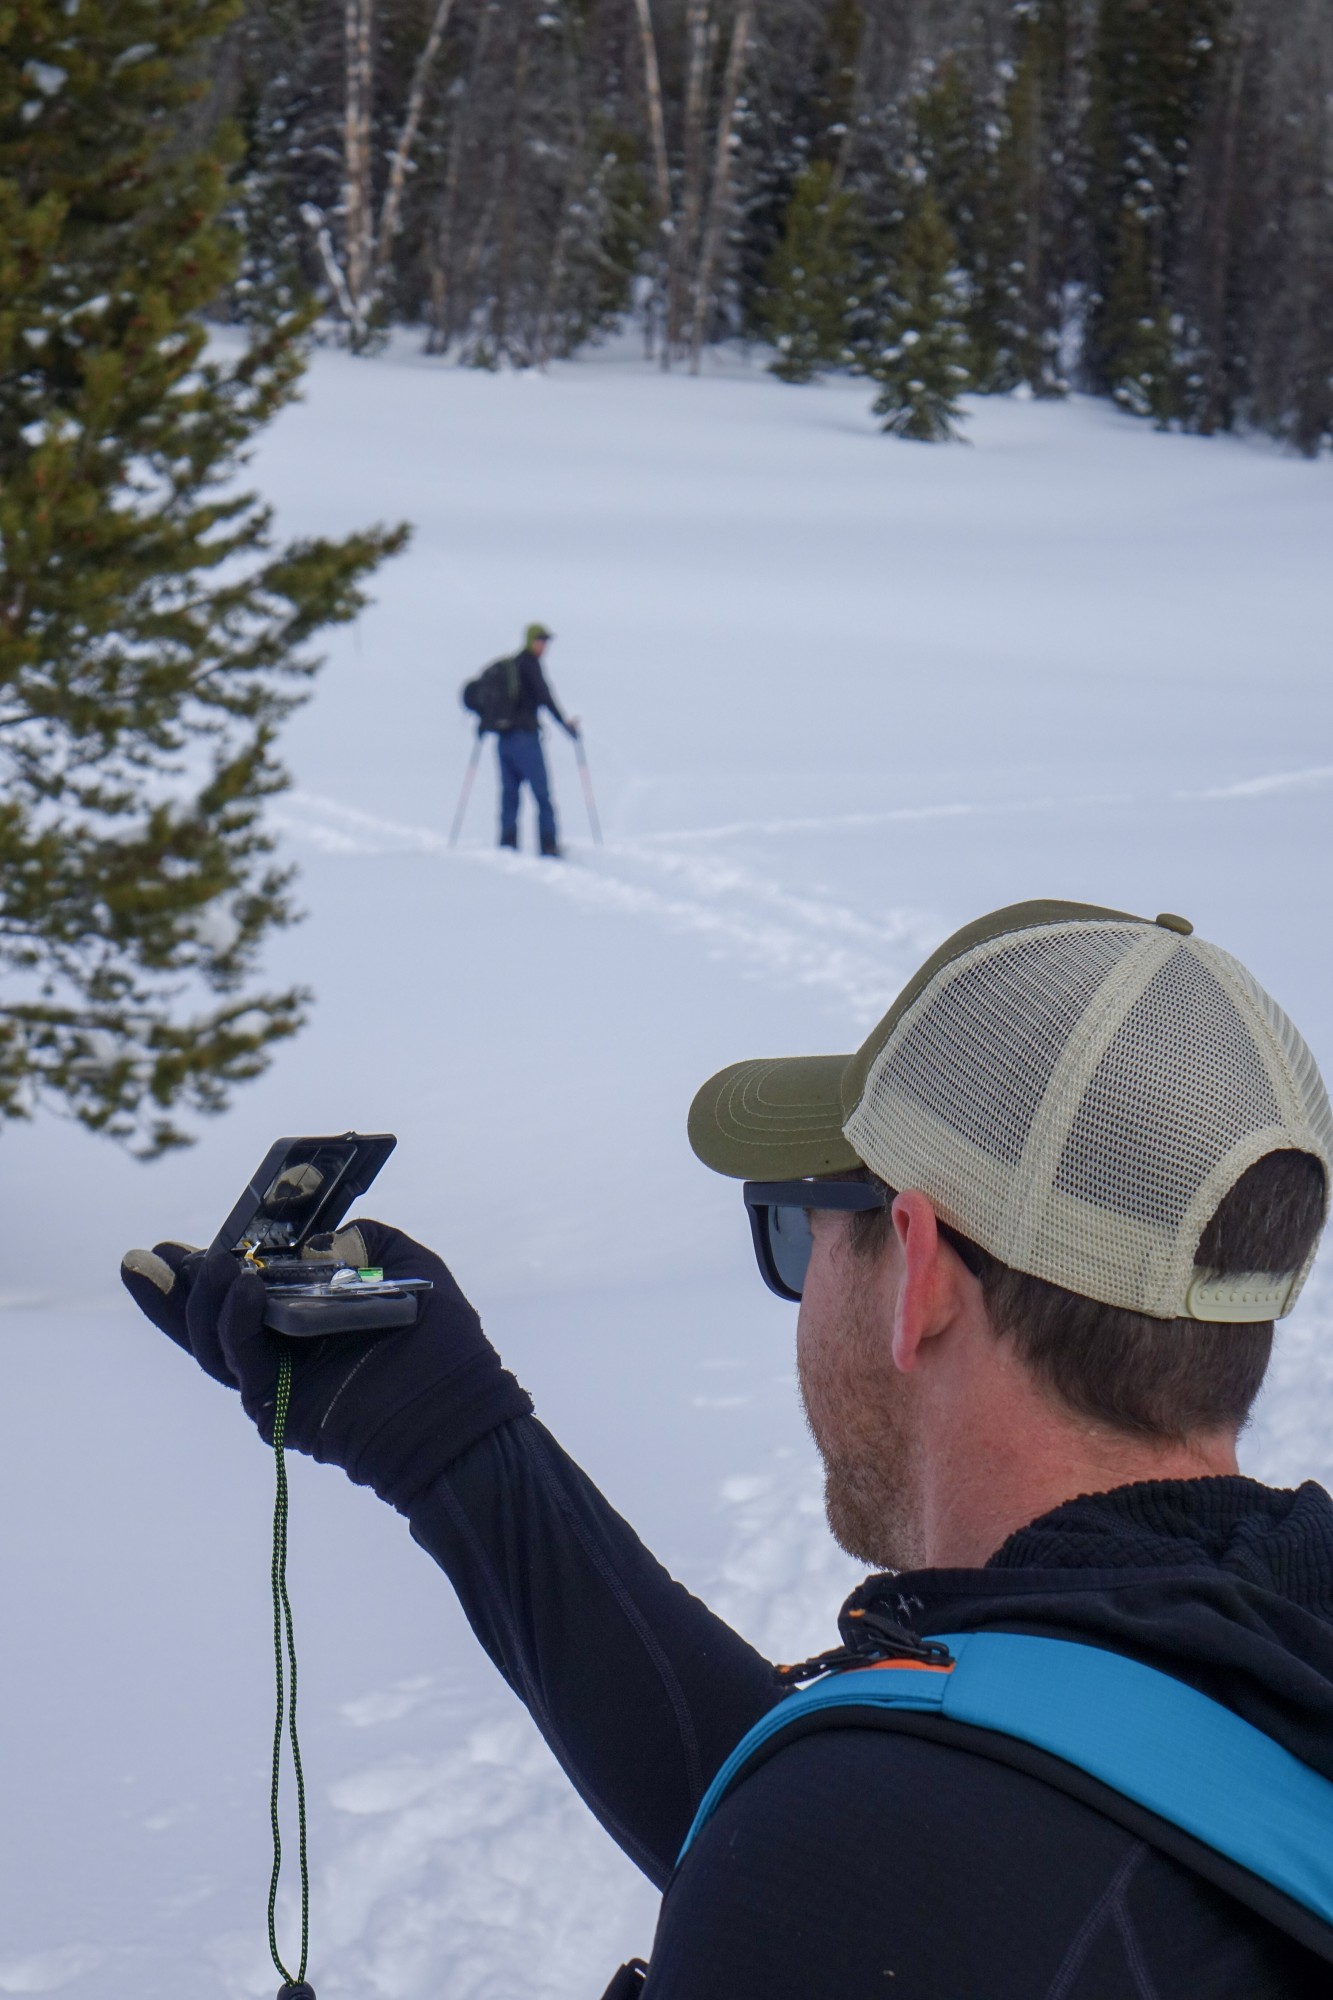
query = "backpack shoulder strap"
xmin=679 ymin=1632 xmax=1333 ymax=1958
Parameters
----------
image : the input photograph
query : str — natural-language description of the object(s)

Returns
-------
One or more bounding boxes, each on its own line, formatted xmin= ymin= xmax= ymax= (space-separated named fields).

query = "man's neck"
xmin=916 ymin=1358 xmax=1240 ymax=1569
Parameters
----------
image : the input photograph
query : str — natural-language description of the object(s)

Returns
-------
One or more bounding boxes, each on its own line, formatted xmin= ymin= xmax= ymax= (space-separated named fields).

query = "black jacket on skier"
xmin=509 ymin=642 xmax=576 ymax=736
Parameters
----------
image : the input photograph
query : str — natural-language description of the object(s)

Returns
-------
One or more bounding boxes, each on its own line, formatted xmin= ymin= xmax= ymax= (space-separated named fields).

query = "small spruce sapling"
xmin=762 ymin=161 xmax=862 ymax=383
xmin=0 ymin=0 xmax=409 ymax=1155
xmin=866 ymin=194 xmax=972 ymax=442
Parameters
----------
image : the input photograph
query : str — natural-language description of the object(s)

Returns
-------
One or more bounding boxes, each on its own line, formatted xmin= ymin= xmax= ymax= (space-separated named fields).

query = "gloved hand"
xmin=121 ymin=1220 xmax=532 ymax=1511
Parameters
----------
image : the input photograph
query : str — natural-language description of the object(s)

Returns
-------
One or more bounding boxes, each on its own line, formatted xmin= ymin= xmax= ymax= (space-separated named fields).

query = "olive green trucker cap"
xmin=688 ymin=900 xmax=1332 ymax=1322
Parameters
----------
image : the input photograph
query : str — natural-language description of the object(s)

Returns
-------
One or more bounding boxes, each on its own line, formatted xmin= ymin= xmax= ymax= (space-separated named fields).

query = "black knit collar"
xmin=984 ymin=1475 xmax=1333 ymax=1613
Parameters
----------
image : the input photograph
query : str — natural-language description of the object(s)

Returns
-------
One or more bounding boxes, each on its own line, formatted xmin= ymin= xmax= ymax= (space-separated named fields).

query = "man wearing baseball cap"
xmin=124 ymin=900 xmax=1333 ymax=1996
xmin=498 ymin=621 xmax=580 ymax=857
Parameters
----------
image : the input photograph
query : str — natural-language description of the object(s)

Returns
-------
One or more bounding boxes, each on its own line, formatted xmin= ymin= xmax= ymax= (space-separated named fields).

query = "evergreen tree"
xmin=911 ymin=62 xmax=998 ymax=385
xmin=864 ymin=193 xmax=972 ymax=442
xmin=1100 ymin=207 xmax=1183 ymax=424
xmin=761 ymin=160 xmax=861 ymax=382
xmin=227 ymin=0 xmax=330 ymax=328
xmin=0 ymin=0 xmax=408 ymax=1154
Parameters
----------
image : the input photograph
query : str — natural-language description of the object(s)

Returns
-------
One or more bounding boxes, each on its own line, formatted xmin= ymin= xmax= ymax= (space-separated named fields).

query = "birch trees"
xmin=629 ymin=0 xmax=757 ymax=367
xmin=304 ymin=0 xmax=459 ymax=343
xmin=224 ymin=0 xmax=1333 ymax=451
xmin=690 ymin=0 xmax=754 ymax=365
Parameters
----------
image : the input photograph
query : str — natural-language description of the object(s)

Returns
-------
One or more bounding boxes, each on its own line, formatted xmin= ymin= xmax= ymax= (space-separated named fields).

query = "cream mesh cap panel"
xmin=842 ymin=919 xmax=1332 ymax=1320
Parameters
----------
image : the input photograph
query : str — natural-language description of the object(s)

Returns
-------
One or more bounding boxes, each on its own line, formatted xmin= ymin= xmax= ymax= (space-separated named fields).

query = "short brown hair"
xmin=850 ymin=1150 xmax=1326 ymax=1442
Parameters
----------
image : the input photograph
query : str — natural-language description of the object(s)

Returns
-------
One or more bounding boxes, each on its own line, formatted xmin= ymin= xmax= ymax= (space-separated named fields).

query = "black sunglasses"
xmin=743 ymin=1179 xmax=987 ymax=1302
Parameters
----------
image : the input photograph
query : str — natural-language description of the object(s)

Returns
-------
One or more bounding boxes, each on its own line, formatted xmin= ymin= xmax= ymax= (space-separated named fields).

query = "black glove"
xmin=121 ymin=1220 xmax=532 ymax=1511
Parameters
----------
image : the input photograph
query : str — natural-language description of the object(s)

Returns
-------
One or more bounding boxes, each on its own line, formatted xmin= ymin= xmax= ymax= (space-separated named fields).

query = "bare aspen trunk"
xmin=630 ymin=0 xmax=672 ymax=357
xmin=344 ymin=0 xmax=375 ymax=331
xmin=303 ymin=204 xmax=358 ymax=325
xmin=429 ymin=1 xmax=498 ymax=352
xmin=376 ymin=0 xmax=459 ymax=287
xmin=630 ymin=0 xmax=671 ymax=220
xmin=689 ymin=0 xmax=754 ymax=371
xmin=667 ymin=0 xmax=711 ymax=359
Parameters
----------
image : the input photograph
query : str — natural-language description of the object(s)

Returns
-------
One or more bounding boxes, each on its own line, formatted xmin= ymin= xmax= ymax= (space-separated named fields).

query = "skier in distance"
xmin=498 ymin=622 xmax=579 ymax=858
xmin=124 ymin=900 xmax=1333 ymax=1997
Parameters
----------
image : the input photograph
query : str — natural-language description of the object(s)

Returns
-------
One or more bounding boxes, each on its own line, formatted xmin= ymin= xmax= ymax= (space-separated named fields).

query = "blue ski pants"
xmin=497 ymin=729 xmax=557 ymax=848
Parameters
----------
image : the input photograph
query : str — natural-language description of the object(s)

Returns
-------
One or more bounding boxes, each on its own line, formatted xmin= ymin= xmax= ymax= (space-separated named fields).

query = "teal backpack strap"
xmin=679 ymin=1632 xmax=1333 ymax=1947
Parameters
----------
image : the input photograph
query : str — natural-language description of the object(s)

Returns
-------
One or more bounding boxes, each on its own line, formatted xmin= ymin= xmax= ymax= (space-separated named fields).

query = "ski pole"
xmin=574 ymin=733 xmax=603 ymax=846
xmin=448 ymin=733 xmax=484 ymax=847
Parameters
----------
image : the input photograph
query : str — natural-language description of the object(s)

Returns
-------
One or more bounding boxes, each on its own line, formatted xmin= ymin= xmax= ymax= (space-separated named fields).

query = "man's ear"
xmin=889 ymin=1191 xmax=967 ymax=1373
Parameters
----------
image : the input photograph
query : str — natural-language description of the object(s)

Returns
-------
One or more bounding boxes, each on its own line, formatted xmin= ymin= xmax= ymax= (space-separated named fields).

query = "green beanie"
xmin=525 ymin=622 xmax=553 ymax=647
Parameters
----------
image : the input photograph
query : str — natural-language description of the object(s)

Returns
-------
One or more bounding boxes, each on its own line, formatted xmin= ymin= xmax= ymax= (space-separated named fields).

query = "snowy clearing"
xmin=2 ymin=340 xmax=1331 ymax=1998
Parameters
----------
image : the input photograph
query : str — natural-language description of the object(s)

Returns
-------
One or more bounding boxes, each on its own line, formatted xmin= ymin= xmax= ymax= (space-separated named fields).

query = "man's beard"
xmin=798 ymin=1270 xmax=925 ymax=1572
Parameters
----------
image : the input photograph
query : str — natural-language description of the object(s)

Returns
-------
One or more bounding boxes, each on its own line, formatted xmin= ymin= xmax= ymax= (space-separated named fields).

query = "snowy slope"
xmin=2 ymin=340 xmax=1331 ymax=1998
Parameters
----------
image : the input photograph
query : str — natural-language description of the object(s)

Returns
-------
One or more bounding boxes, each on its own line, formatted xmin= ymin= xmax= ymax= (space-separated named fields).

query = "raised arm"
xmin=521 ymin=650 xmax=578 ymax=735
xmin=121 ymin=1219 xmax=781 ymax=1886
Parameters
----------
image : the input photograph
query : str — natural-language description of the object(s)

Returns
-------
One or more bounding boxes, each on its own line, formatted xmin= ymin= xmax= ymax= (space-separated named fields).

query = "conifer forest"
xmin=223 ymin=0 xmax=1333 ymax=451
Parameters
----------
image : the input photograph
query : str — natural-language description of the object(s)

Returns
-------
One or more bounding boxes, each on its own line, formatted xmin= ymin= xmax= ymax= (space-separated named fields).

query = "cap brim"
xmin=688 ymin=1054 xmax=862 ymax=1180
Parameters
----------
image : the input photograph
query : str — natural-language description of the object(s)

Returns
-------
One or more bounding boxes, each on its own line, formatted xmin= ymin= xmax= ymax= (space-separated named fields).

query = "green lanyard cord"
xmin=269 ymin=1347 xmax=311 ymax=1988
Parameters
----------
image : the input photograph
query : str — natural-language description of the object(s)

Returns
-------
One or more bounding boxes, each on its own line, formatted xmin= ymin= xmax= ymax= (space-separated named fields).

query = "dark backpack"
xmin=461 ymin=656 xmax=521 ymax=734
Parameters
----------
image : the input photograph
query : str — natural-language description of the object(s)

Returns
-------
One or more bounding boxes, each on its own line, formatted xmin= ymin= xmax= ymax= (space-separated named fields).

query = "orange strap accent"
xmin=865 ymin=1656 xmax=955 ymax=1674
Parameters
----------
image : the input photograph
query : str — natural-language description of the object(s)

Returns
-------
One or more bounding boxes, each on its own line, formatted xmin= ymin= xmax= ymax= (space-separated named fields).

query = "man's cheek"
xmin=794 ymin=1309 xmax=814 ymax=1410
xmin=795 ymin=1306 xmax=824 ymax=1431
xmin=796 ymin=1299 xmax=841 ymax=1446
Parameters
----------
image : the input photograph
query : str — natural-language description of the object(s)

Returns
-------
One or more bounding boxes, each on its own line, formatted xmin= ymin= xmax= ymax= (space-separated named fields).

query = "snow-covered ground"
xmin=2 ymin=339 xmax=1331 ymax=1998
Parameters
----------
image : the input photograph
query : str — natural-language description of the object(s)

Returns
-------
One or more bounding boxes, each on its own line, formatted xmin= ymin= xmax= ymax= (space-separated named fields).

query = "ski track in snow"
xmin=271 ymin=791 xmax=944 ymax=1026
xmin=272 ymin=755 xmax=1333 ymax=1033
xmin=1183 ymin=763 xmax=1333 ymax=802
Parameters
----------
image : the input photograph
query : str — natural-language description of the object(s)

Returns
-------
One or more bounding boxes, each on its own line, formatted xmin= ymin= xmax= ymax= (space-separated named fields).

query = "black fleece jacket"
xmin=406 ymin=1419 xmax=1333 ymax=1997
xmin=509 ymin=647 xmax=574 ymax=734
